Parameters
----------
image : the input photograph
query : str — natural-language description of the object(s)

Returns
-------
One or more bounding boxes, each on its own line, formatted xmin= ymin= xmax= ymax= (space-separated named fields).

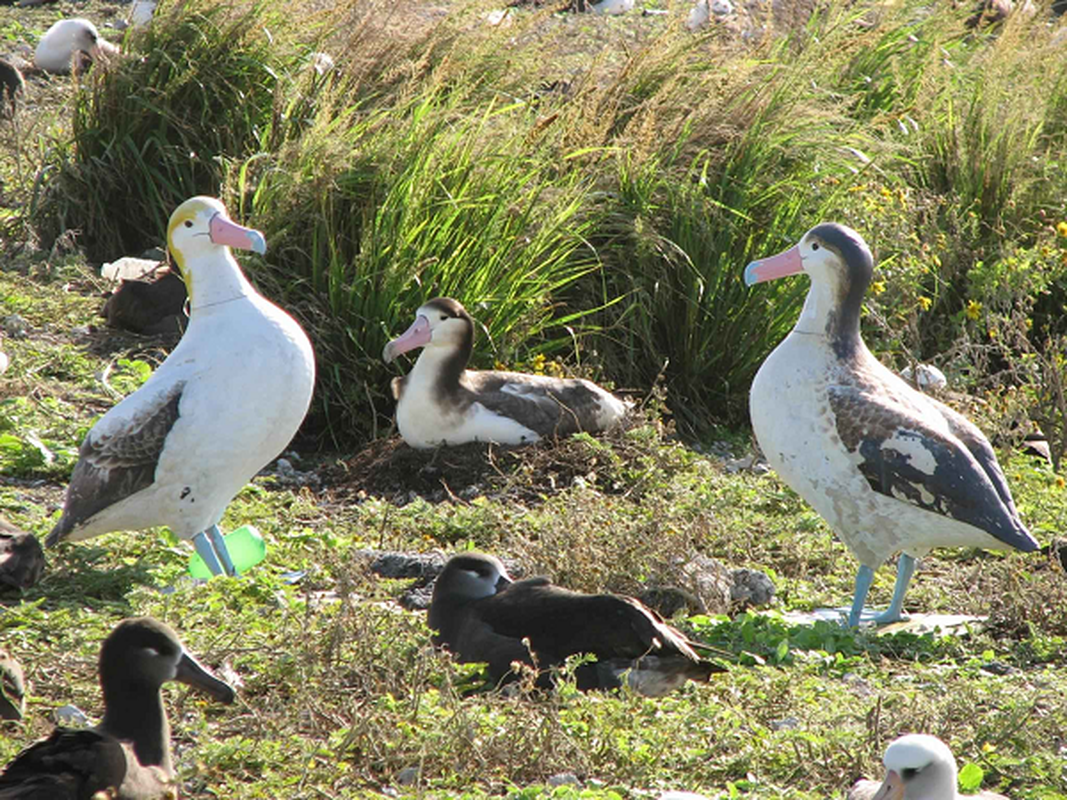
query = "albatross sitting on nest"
xmin=383 ymin=297 xmax=629 ymax=449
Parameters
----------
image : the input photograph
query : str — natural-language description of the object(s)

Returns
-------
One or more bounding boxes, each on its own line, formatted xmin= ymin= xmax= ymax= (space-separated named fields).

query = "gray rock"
xmin=2 ymin=314 xmax=29 ymax=339
xmin=730 ymin=567 xmax=776 ymax=608
xmin=53 ymin=704 xmax=90 ymax=727
xmin=396 ymin=767 xmax=419 ymax=786
xmin=681 ymin=556 xmax=733 ymax=613
xmin=548 ymin=773 xmax=581 ymax=787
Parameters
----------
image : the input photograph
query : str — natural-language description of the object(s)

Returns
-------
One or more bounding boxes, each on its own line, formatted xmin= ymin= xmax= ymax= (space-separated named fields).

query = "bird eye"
xmin=184 ymin=220 xmax=193 ymax=228
xmin=902 ymin=768 xmax=918 ymax=780
xmin=811 ymin=242 xmax=820 ymax=251
xmin=440 ymin=314 xmax=448 ymax=321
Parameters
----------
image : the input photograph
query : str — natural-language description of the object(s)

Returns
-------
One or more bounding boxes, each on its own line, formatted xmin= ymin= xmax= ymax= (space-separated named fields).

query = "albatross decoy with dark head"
xmin=383 ymin=297 xmax=629 ymax=449
xmin=46 ymin=197 xmax=316 ymax=577
xmin=428 ymin=552 xmax=724 ymax=696
xmin=0 ymin=617 xmax=235 ymax=799
xmin=848 ymin=734 xmax=1007 ymax=800
xmin=745 ymin=223 xmax=1038 ymax=626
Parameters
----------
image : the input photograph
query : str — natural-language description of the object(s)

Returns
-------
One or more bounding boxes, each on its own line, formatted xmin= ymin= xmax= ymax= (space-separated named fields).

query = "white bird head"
xmin=166 ymin=196 xmax=266 ymax=302
xmin=871 ymin=734 xmax=959 ymax=800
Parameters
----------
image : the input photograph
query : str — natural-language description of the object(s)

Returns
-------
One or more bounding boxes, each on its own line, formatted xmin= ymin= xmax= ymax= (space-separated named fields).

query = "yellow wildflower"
xmin=1056 ymin=476 xmax=1065 ymax=489
xmin=532 ymin=353 xmax=546 ymax=375
xmin=965 ymin=299 xmax=982 ymax=320
xmin=871 ymin=280 xmax=887 ymax=295
xmin=1057 ymin=221 xmax=1067 ymax=237
xmin=917 ymin=296 xmax=932 ymax=311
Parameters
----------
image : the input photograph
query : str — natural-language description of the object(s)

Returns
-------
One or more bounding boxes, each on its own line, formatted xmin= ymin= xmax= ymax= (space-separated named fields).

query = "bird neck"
xmin=99 ymin=689 xmax=172 ymax=773
xmin=410 ymin=339 xmax=469 ymax=392
xmin=794 ymin=278 xmax=864 ymax=360
xmin=179 ymin=249 xmax=257 ymax=311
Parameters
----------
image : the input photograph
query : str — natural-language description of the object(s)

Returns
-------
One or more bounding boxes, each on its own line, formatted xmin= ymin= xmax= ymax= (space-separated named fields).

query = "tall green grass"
xmin=33 ymin=0 xmax=1067 ymax=445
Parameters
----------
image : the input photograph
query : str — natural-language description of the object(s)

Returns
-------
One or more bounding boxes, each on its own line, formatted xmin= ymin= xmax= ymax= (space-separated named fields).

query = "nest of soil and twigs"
xmin=327 ymin=409 xmax=686 ymax=507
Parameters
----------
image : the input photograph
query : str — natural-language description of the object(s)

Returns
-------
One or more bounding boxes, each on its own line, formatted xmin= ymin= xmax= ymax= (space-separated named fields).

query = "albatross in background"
xmin=428 ymin=552 xmax=725 ymax=696
xmin=47 ymin=196 xmax=316 ymax=577
xmin=383 ymin=297 xmax=629 ymax=449
xmin=0 ymin=617 xmax=234 ymax=799
xmin=745 ymin=223 xmax=1038 ymax=626
xmin=34 ymin=19 xmax=119 ymax=75
xmin=849 ymin=734 xmax=1008 ymax=799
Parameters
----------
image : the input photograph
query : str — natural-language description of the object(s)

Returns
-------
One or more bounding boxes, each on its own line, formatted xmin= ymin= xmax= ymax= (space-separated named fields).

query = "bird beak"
xmin=382 ymin=315 xmax=431 ymax=363
xmin=870 ymin=769 xmax=905 ymax=800
xmin=90 ymin=39 xmax=120 ymax=63
xmin=175 ymin=651 xmax=237 ymax=704
xmin=744 ymin=243 xmax=803 ymax=286
xmin=209 ymin=213 xmax=267 ymax=255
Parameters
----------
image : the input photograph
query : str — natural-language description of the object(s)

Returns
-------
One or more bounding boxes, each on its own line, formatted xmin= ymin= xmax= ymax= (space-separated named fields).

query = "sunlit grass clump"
xmin=31 ymin=0 xmax=1067 ymax=452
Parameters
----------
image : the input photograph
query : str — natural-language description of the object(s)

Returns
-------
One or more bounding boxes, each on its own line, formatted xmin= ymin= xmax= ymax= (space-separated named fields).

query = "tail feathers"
xmin=584 ymin=655 xmax=726 ymax=697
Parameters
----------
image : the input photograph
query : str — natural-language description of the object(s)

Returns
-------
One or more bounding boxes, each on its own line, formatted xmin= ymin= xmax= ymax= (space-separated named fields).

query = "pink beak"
xmin=90 ymin=39 xmax=120 ymax=63
xmin=870 ymin=769 xmax=905 ymax=800
xmin=209 ymin=213 xmax=266 ymax=254
xmin=744 ymin=243 xmax=804 ymax=285
xmin=382 ymin=315 xmax=432 ymax=363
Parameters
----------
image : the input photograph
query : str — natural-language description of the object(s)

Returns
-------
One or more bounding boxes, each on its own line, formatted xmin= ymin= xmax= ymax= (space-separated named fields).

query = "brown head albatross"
xmin=382 ymin=297 xmax=629 ymax=449
xmin=0 ymin=616 xmax=235 ymax=799
xmin=745 ymin=223 xmax=1038 ymax=626
xmin=428 ymin=552 xmax=725 ymax=696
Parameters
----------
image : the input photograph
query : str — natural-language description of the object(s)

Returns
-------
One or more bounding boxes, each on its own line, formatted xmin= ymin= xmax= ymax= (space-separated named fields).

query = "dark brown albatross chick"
xmin=429 ymin=552 xmax=726 ymax=696
xmin=0 ymin=617 xmax=235 ymax=800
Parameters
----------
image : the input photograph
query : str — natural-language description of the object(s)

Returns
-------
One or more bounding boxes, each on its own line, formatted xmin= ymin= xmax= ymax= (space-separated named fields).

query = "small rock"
xmin=981 ymin=660 xmax=1014 ymax=676
xmin=841 ymin=671 xmax=872 ymax=697
xmin=54 ymin=704 xmax=90 ymax=727
xmin=362 ymin=551 xmax=448 ymax=579
xmin=730 ymin=567 xmax=776 ymax=608
xmin=900 ymin=363 xmax=947 ymax=392
xmin=548 ymin=773 xmax=581 ymax=787
xmin=2 ymin=314 xmax=29 ymax=339
xmin=396 ymin=767 xmax=419 ymax=786
xmin=770 ymin=716 xmax=799 ymax=730
xmin=588 ymin=0 xmax=635 ymax=13
xmin=681 ymin=556 xmax=733 ymax=613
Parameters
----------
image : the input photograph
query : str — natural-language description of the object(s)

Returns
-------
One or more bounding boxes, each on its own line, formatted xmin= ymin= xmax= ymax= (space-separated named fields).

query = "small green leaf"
xmin=959 ymin=763 xmax=984 ymax=792
xmin=775 ymin=638 xmax=790 ymax=662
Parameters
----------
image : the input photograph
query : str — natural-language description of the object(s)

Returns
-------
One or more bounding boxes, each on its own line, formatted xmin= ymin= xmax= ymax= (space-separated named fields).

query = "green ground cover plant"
xmin=1 ymin=0 xmax=1067 ymax=797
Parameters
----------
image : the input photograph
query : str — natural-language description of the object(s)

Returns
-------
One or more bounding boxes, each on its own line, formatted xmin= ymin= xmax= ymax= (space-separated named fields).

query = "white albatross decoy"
xmin=34 ymin=19 xmax=119 ymax=75
xmin=745 ymin=223 xmax=1038 ymax=626
xmin=848 ymin=734 xmax=1008 ymax=799
xmin=382 ymin=297 xmax=629 ymax=449
xmin=0 ymin=617 xmax=235 ymax=799
xmin=47 ymin=196 xmax=316 ymax=576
